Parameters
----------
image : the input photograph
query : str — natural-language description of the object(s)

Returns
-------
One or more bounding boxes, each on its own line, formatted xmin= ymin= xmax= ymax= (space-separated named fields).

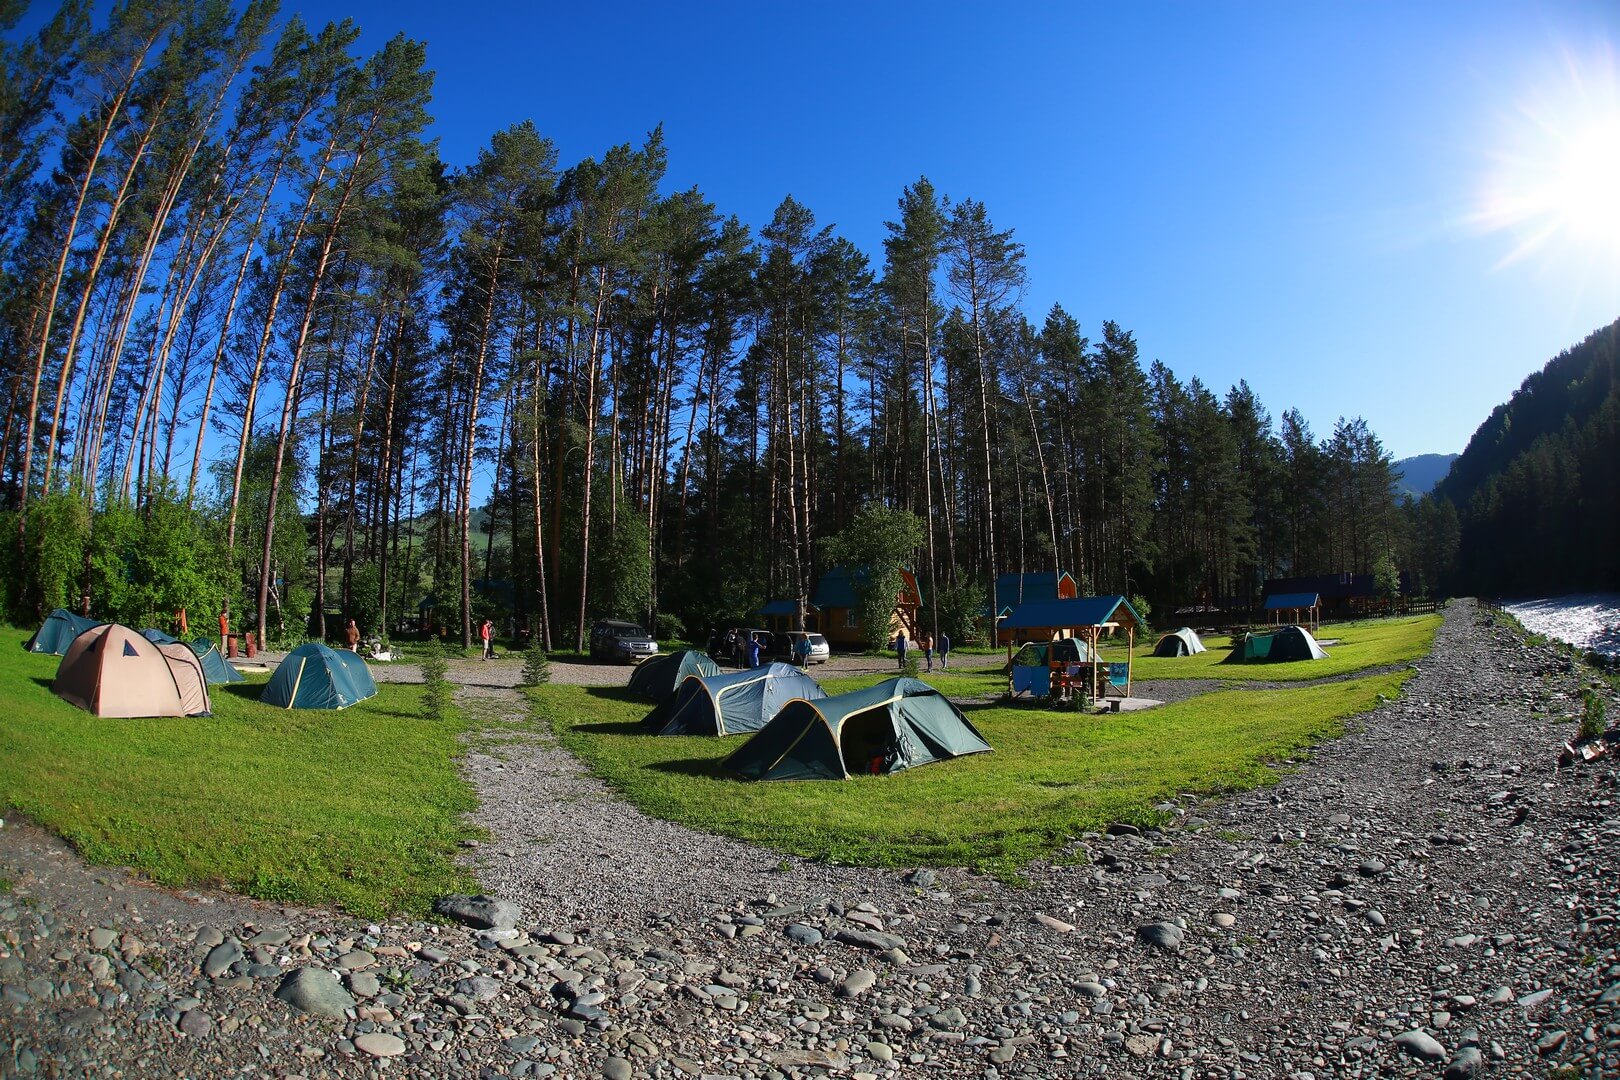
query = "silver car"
xmin=779 ymin=631 xmax=830 ymax=666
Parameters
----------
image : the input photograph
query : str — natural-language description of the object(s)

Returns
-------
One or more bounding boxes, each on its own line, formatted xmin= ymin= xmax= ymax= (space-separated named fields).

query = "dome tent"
xmin=140 ymin=628 xmax=179 ymax=645
xmin=24 ymin=608 xmax=99 ymax=654
xmin=724 ymin=677 xmax=991 ymax=782
xmin=1223 ymin=624 xmax=1328 ymax=663
xmin=52 ymin=623 xmax=211 ymax=718
xmin=188 ymin=637 xmax=244 ymax=684
xmin=645 ymin=662 xmax=825 ymax=736
xmin=626 ymin=649 xmax=721 ymax=702
xmin=1153 ymin=627 xmax=1207 ymax=657
xmin=261 ymin=643 xmax=377 ymax=709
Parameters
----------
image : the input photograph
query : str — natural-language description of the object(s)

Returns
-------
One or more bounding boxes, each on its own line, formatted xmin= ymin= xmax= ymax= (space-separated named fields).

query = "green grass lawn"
xmin=1129 ymin=614 xmax=1442 ymax=681
xmin=535 ymin=669 xmax=1412 ymax=877
xmin=0 ymin=628 xmax=480 ymax=918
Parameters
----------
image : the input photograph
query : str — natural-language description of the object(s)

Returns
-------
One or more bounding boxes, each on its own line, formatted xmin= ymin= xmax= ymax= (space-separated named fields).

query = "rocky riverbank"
xmin=1 ymin=599 xmax=1616 ymax=1079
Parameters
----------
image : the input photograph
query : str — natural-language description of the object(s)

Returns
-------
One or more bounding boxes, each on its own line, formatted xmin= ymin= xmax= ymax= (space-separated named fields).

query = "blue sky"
xmin=27 ymin=1 xmax=1620 ymax=460
xmin=321 ymin=0 xmax=1615 ymax=459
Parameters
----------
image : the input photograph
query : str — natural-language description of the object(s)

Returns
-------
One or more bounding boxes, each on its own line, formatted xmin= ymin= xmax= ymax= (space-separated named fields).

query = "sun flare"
xmin=1471 ymin=48 xmax=1620 ymax=270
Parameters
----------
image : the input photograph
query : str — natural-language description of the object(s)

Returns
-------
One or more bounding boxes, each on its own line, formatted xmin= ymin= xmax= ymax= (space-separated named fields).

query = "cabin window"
xmin=844 ymin=609 xmax=858 ymax=629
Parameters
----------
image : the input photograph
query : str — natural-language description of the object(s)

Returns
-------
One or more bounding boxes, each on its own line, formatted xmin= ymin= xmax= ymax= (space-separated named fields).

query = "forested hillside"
xmin=1392 ymin=453 xmax=1457 ymax=499
xmin=1432 ymin=319 xmax=1620 ymax=596
xmin=0 ymin=2 xmax=1413 ymax=648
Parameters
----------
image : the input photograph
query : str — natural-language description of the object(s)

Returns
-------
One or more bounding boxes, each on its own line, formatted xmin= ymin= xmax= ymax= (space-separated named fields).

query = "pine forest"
xmin=0 ymin=1 xmax=1428 ymax=649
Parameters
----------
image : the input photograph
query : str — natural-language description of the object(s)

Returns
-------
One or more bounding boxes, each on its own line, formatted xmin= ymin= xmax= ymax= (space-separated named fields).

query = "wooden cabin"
xmin=811 ymin=566 xmax=922 ymax=649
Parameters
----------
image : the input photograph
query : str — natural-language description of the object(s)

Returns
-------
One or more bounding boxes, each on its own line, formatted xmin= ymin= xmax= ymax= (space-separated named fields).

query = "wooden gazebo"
xmin=999 ymin=595 xmax=1147 ymax=702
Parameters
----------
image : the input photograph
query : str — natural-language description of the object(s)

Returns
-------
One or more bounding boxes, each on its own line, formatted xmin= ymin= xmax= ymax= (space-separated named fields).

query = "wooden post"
xmin=1126 ymin=624 xmax=1133 ymax=698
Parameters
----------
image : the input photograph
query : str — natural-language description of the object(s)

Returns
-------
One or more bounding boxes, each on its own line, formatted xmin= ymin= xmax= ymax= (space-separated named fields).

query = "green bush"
xmin=1580 ymin=689 xmax=1607 ymax=741
xmin=901 ymin=653 xmax=921 ymax=680
xmin=521 ymin=642 xmax=551 ymax=687
xmin=654 ymin=612 xmax=686 ymax=643
xmin=420 ymin=640 xmax=451 ymax=721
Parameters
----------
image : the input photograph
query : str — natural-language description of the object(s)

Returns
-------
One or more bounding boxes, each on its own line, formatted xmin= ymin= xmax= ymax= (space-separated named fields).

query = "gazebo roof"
xmin=999 ymin=595 xmax=1144 ymax=632
xmin=1264 ymin=592 xmax=1320 ymax=610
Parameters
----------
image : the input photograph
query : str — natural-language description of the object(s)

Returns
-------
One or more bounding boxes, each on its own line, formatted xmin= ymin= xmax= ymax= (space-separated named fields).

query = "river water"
xmin=1504 ymin=593 xmax=1620 ymax=659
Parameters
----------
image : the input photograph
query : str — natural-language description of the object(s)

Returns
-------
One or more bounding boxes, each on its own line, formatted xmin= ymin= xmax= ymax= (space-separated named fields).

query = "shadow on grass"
xmin=570 ymin=720 xmax=648 ymax=735
xmin=30 ymin=676 xmax=52 ymax=691
xmin=644 ymin=756 xmax=733 ymax=779
xmin=583 ymin=687 xmax=642 ymax=703
xmin=217 ymin=683 xmax=265 ymax=703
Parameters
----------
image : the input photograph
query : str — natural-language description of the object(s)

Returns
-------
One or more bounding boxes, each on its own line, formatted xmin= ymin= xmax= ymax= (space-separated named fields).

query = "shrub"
xmin=420 ymin=639 xmax=451 ymax=721
xmin=1579 ymin=689 xmax=1607 ymax=741
xmin=654 ymin=612 xmax=685 ymax=643
xmin=521 ymin=642 xmax=552 ymax=687
xmin=901 ymin=653 xmax=921 ymax=680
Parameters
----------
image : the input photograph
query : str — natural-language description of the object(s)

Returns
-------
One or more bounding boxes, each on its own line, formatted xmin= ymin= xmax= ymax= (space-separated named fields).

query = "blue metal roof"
xmin=812 ymin=566 xmax=921 ymax=609
xmin=1264 ymin=592 xmax=1320 ymax=610
xmin=999 ymin=595 xmax=1144 ymax=631
xmin=756 ymin=599 xmax=814 ymax=617
xmin=994 ymin=572 xmax=1073 ymax=614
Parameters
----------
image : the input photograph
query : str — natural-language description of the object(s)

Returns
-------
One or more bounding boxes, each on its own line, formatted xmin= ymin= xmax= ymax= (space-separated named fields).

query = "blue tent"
xmin=23 ymin=609 xmax=100 ymax=654
xmin=188 ymin=638 xmax=244 ymax=684
xmin=140 ymin=628 xmax=179 ymax=645
xmin=646 ymin=662 xmax=825 ymax=736
xmin=261 ymin=643 xmax=377 ymax=709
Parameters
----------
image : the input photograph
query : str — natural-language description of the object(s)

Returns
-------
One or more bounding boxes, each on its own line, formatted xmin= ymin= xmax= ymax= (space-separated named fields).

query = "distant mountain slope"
xmin=1437 ymin=318 xmax=1620 ymax=595
xmin=1393 ymin=453 xmax=1457 ymax=499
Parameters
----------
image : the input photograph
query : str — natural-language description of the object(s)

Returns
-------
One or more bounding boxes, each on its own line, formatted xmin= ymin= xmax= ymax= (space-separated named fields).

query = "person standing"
xmin=895 ymin=630 xmax=908 ymax=671
xmin=923 ymin=634 xmax=934 ymax=673
xmin=219 ymin=610 xmax=230 ymax=655
xmin=345 ymin=618 xmax=360 ymax=653
xmin=745 ymin=633 xmax=761 ymax=669
xmin=939 ymin=631 xmax=952 ymax=670
xmin=480 ymin=618 xmax=494 ymax=660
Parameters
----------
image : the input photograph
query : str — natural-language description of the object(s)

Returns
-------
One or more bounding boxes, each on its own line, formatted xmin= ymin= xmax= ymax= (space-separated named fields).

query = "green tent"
xmin=724 ymin=676 xmax=991 ymax=781
xmin=1153 ymin=627 xmax=1207 ymax=657
xmin=261 ymin=643 xmax=377 ymax=709
xmin=140 ymin=628 xmax=179 ymax=646
xmin=646 ymin=662 xmax=825 ymax=736
xmin=23 ymin=609 xmax=99 ymax=654
xmin=1223 ymin=625 xmax=1328 ymax=663
xmin=188 ymin=638 xmax=244 ymax=684
xmin=626 ymin=649 xmax=721 ymax=702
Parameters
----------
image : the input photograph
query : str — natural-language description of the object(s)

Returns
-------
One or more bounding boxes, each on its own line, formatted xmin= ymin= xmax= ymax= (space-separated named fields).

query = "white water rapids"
xmin=1504 ymin=593 xmax=1620 ymax=659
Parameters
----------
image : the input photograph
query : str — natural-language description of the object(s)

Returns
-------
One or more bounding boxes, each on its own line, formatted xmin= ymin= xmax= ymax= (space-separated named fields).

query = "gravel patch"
xmin=3 ymin=599 xmax=1616 ymax=1078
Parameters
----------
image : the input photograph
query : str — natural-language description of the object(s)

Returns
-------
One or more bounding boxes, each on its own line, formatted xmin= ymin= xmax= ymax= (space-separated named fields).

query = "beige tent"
xmin=53 ymin=624 xmax=212 ymax=718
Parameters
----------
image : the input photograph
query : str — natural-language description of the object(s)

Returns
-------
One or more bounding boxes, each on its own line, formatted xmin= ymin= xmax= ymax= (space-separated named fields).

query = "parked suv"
xmin=772 ymin=631 xmax=830 ymax=666
xmin=590 ymin=620 xmax=658 ymax=664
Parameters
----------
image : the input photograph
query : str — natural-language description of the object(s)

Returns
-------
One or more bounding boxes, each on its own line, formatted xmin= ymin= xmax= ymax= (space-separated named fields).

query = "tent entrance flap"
xmin=839 ymin=708 xmax=893 ymax=776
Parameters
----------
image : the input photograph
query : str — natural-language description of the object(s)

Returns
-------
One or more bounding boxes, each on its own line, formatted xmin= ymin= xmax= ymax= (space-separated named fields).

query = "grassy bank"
xmin=0 ymin=628 xmax=480 ymax=918
xmin=1129 ymin=614 xmax=1441 ymax=681
xmin=535 ymin=670 xmax=1411 ymax=877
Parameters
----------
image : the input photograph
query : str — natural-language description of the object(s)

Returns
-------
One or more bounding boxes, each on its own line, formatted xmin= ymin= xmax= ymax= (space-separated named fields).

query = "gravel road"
xmin=1 ymin=599 xmax=1615 ymax=1079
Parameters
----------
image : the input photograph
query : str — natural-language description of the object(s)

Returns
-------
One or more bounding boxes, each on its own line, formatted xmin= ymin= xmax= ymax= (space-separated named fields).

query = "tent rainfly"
xmin=1224 ymin=624 xmax=1329 ymax=663
xmin=1153 ymin=627 xmax=1207 ymax=657
xmin=140 ymin=628 xmax=179 ymax=645
xmin=724 ymin=677 xmax=991 ymax=781
xmin=53 ymin=623 xmax=212 ymax=718
xmin=626 ymin=649 xmax=721 ymax=702
xmin=261 ymin=643 xmax=377 ymax=709
xmin=23 ymin=608 xmax=99 ymax=654
xmin=646 ymin=662 xmax=825 ymax=736
xmin=189 ymin=637 xmax=244 ymax=684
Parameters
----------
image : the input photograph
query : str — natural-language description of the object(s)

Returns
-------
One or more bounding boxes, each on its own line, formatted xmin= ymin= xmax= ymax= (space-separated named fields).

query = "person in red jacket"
xmin=480 ymin=619 xmax=494 ymax=661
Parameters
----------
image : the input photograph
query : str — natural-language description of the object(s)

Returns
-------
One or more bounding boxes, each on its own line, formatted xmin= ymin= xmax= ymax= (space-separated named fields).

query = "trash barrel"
xmin=245 ymin=632 xmax=257 ymax=658
xmin=225 ymin=633 xmax=238 ymax=658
